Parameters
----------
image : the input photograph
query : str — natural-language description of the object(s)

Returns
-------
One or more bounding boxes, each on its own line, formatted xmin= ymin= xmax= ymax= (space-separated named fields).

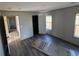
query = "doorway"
xmin=32 ymin=15 xmax=39 ymax=35
xmin=3 ymin=16 xmax=20 ymax=38
xmin=0 ymin=16 xmax=9 ymax=55
xmin=3 ymin=16 xmax=21 ymax=55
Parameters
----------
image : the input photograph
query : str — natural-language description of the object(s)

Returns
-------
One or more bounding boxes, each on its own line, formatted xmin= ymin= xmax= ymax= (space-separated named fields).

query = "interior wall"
xmin=0 ymin=12 xmax=4 ymax=56
xmin=49 ymin=9 xmax=66 ymax=39
xmin=38 ymin=6 xmax=79 ymax=45
xmin=49 ymin=6 xmax=79 ymax=45
xmin=19 ymin=13 xmax=33 ymax=39
xmin=0 ymin=11 xmax=33 ymax=40
xmin=0 ymin=29 xmax=4 ymax=56
xmin=38 ymin=14 xmax=46 ymax=34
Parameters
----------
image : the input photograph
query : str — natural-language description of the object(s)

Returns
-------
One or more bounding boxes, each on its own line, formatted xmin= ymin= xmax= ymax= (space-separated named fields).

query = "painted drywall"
xmin=0 ymin=11 xmax=33 ymax=40
xmin=0 ymin=12 xmax=4 ymax=56
xmin=19 ymin=13 xmax=33 ymax=39
xmin=38 ymin=13 xmax=55 ymax=34
xmin=0 ymin=31 xmax=4 ymax=56
xmin=49 ymin=6 xmax=79 ymax=45
xmin=38 ymin=6 xmax=79 ymax=45
xmin=49 ymin=10 xmax=66 ymax=39
xmin=38 ymin=14 xmax=46 ymax=34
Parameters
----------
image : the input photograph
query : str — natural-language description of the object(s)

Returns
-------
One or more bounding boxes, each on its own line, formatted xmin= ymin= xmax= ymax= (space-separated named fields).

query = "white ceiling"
xmin=0 ymin=2 xmax=79 ymax=12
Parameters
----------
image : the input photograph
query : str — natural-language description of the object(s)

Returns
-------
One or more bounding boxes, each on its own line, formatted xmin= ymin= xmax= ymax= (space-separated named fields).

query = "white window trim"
xmin=46 ymin=15 xmax=52 ymax=31
xmin=74 ymin=13 xmax=79 ymax=38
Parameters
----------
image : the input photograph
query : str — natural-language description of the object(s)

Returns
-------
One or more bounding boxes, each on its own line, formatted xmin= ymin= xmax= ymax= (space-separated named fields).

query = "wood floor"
xmin=8 ymin=32 xmax=46 ymax=56
xmin=7 ymin=33 xmax=79 ymax=56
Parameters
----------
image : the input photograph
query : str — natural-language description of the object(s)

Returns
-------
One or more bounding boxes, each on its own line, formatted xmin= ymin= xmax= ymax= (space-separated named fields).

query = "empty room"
xmin=0 ymin=2 xmax=79 ymax=56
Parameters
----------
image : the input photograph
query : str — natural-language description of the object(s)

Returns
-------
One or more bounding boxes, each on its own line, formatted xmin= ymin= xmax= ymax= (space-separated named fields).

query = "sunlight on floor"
xmin=7 ymin=31 xmax=20 ymax=44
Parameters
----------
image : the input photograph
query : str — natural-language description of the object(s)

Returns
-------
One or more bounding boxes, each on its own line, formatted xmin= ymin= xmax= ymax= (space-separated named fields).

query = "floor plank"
xmin=7 ymin=34 xmax=79 ymax=56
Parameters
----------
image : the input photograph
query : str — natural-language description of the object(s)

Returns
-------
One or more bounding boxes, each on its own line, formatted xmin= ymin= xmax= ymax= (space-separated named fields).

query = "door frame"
xmin=3 ymin=16 xmax=21 ymax=38
xmin=0 ymin=16 xmax=9 ymax=56
xmin=32 ymin=15 xmax=39 ymax=35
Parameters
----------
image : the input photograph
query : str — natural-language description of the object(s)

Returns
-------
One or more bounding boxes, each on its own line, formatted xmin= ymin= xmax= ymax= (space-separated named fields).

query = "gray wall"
xmin=38 ymin=6 xmax=79 ymax=45
xmin=1 ymin=11 xmax=33 ymax=40
xmin=19 ymin=13 xmax=33 ymax=39
xmin=0 ymin=12 xmax=4 ymax=56
xmin=49 ymin=6 xmax=79 ymax=45
xmin=38 ymin=13 xmax=53 ymax=34
xmin=0 ymin=30 xmax=4 ymax=56
xmin=38 ymin=14 xmax=46 ymax=34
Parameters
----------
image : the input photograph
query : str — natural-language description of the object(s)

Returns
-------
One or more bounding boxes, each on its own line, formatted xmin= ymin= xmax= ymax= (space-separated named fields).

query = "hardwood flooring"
xmin=8 ymin=32 xmax=46 ymax=56
xmin=7 ymin=34 xmax=79 ymax=56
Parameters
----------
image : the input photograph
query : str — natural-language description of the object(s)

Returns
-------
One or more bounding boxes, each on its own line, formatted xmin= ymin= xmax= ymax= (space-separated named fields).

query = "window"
xmin=46 ymin=16 xmax=52 ymax=31
xmin=74 ymin=13 xmax=79 ymax=38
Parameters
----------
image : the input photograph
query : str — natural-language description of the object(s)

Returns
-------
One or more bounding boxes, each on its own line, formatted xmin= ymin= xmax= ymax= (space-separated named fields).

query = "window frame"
xmin=46 ymin=15 xmax=52 ymax=31
xmin=73 ymin=13 xmax=79 ymax=38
